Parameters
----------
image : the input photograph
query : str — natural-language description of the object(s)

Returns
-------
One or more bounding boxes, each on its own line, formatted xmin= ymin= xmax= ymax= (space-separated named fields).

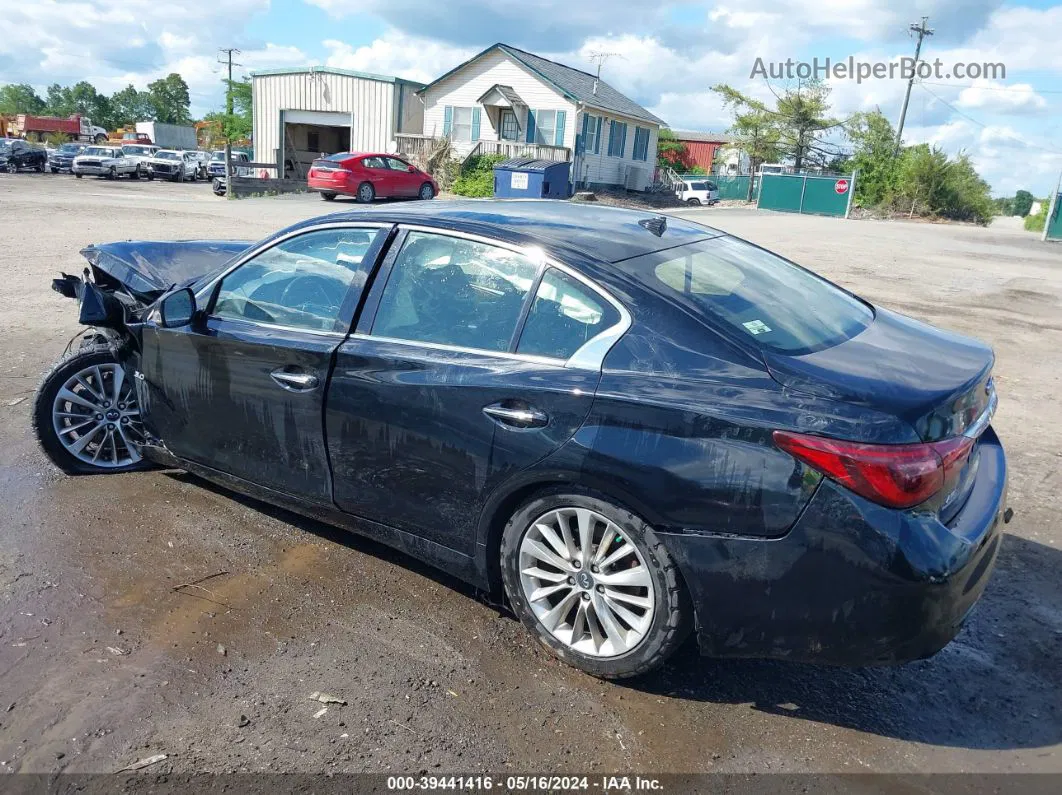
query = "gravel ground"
xmin=0 ymin=173 xmax=1060 ymax=779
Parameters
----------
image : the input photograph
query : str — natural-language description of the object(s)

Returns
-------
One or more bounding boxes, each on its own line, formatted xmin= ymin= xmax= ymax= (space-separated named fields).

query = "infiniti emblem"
xmin=576 ymin=571 xmax=594 ymax=590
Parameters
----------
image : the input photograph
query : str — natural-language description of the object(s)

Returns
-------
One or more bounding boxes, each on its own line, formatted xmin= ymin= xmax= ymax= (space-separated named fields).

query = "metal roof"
xmin=419 ymin=43 xmax=665 ymax=127
xmin=672 ymin=130 xmax=733 ymax=144
xmin=250 ymin=66 xmax=425 ymax=87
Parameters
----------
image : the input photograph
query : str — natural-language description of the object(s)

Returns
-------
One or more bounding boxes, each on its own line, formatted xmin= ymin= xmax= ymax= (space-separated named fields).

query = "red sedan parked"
xmin=307 ymin=152 xmax=438 ymax=203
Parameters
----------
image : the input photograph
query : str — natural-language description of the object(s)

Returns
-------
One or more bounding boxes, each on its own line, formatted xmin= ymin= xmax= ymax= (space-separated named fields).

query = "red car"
xmin=307 ymin=152 xmax=438 ymax=203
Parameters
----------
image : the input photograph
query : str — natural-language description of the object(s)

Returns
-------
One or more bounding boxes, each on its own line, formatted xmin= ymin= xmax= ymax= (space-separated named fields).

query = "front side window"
xmin=451 ymin=107 xmax=473 ymax=142
xmin=617 ymin=236 xmax=873 ymax=354
xmin=361 ymin=156 xmax=386 ymax=169
xmin=534 ymin=110 xmax=557 ymax=145
xmin=212 ymin=227 xmax=381 ymax=332
xmin=517 ymin=269 xmax=619 ymax=360
xmin=385 ymin=157 xmax=412 ymax=171
xmin=372 ymin=232 xmax=540 ymax=353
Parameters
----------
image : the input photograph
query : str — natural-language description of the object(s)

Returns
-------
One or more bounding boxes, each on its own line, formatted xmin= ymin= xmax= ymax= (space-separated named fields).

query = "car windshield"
xmin=83 ymin=147 xmax=113 ymax=156
xmin=155 ymin=151 xmax=180 ymax=160
xmin=123 ymin=146 xmax=151 ymax=156
xmin=617 ymin=236 xmax=874 ymax=354
xmin=57 ymin=144 xmax=81 ymax=154
xmin=211 ymin=152 xmax=225 ymax=161
xmin=0 ymin=141 xmax=10 ymax=153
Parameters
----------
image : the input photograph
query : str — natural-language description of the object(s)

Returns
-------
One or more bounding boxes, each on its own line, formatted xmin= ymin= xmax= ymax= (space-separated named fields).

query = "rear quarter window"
xmin=618 ymin=236 xmax=873 ymax=354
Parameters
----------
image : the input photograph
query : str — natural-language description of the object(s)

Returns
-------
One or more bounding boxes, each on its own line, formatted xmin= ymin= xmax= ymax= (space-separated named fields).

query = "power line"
xmin=916 ymin=82 xmax=1062 ymax=156
xmin=919 ymin=80 xmax=1062 ymax=95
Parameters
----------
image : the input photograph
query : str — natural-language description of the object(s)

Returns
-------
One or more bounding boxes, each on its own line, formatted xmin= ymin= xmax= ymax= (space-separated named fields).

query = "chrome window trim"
xmin=383 ymin=224 xmax=632 ymax=372
xmin=193 ymin=222 xmax=391 ymax=305
xmin=349 ymin=333 xmax=567 ymax=367
xmin=206 ymin=314 xmax=349 ymax=340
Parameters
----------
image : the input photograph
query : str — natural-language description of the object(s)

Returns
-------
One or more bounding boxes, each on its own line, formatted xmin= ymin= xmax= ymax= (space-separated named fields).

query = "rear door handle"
xmin=483 ymin=403 xmax=549 ymax=429
xmin=270 ymin=369 xmax=319 ymax=391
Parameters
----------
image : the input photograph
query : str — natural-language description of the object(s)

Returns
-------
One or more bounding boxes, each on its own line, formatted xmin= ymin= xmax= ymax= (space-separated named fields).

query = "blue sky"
xmin=2 ymin=0 xmax=1060 ymax=195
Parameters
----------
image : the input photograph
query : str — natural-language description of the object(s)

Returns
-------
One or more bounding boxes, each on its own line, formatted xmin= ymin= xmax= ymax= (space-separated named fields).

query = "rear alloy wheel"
xmin=356 ymin=182 xmax=375 ymax=203
xmin=321 ymin=192 xmax=337 ymax=201
xmin=501 ymin=491 xmax=690 ymax=679
xmin=33 ymin=345 xmax=148 ymax=475
xmin=418 ymin=182 xmax=435 ymax=200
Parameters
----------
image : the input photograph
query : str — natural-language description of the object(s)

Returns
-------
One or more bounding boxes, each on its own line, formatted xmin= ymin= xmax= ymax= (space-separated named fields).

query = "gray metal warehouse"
xmin=251 ymin=66 xmax=424 ymax=177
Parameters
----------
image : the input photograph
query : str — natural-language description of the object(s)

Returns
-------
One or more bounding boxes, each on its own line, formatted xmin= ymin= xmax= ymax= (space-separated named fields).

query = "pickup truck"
xmin=146 ymin=150 xmax=199 ymax=182
xmin=208 ymin=150 xmax=252 ymax=179
xmin=120 ymin=144 xmax=160 ymax=179
xmin=71 ymin=146 xmax=138 ymax=179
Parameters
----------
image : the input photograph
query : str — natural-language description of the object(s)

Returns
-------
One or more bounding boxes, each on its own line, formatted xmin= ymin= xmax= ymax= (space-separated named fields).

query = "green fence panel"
xmin=757 ymin=173 xmax=853 ymax=217
xmin=757 ymin=174 xmax=806 ymax=212
xmin=1046 ymin=193 xmax=1062 ymax=242
xmin=712 ymin=175 xmax=751 ymax=200
xmin=800 ymin=177 xmax=851 ymax=217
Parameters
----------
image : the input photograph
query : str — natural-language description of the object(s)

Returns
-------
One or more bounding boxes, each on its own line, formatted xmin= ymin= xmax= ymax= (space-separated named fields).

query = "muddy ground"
xmin=0 ymin=174 xmax=1060 ymax=778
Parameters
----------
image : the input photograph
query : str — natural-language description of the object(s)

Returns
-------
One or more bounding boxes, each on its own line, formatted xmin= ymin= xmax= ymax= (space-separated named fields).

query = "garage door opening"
xmin=284 ymin=122 xmax=350 ymax=178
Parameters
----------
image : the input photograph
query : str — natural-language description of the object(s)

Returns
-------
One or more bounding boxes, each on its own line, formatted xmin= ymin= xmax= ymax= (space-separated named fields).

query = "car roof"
xmin=279 ymin=200 xmax=720 ymax=263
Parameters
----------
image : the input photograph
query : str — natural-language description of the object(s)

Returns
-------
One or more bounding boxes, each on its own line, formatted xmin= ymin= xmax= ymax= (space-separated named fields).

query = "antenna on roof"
xmin=588 ymin=51 xmax=622 ymax=95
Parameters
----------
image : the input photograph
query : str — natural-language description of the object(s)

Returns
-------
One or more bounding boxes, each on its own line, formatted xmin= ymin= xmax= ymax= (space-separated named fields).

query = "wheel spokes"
xmin=53 ymin=362 xmax=143 ymax=469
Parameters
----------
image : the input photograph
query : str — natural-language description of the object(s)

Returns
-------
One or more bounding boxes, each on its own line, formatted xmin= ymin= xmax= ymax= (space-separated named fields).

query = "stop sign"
xmin=835 ymin=179 xmax=850 ymax=195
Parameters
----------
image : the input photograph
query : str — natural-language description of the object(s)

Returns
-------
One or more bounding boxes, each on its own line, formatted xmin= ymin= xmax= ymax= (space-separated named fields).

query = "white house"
xmin=402 ymin=43 xmax=666 ymax=192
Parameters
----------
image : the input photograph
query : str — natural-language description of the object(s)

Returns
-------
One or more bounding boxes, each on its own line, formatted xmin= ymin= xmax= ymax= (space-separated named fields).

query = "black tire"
xmin=131 ymin=166 xmax=140 ymax=180
xmin=147 ymin=171 xmax=154 ymax=181
xmin=107 ymin=167 xmax=116 ymax=180
xmin=50 ymin=168 xmax=58 ymax=174
xmin=32 ymin=344 xmax=150 ymax=476
xmin=356 ymin=181 xmax=375 ymax=203
xmin=176 ymin=170 xmax=184 ymax=183
xmin=418 ymin=182 xmax=435 ymax=200
xmin=36 ymin=162 xmax=45 ymax=173
xmin=320 ymin=192 xmax=337 ymax=201
xmin=6 ymin=162 xmax=15 ymax=174
xmin=75 ymin=173 xmax=83 ymax=179
xmin=686 ymin=198 xmax=700 ymax=205
xmin=500 ymin=489 xmax=691 ymax=679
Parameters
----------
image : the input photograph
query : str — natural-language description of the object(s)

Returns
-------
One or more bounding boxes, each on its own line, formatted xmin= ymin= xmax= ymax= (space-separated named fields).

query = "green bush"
xmin=452 ymin=153 xmax=506 ymax=197
xmin=1024 ymin=200 xmax=1049 ymax=233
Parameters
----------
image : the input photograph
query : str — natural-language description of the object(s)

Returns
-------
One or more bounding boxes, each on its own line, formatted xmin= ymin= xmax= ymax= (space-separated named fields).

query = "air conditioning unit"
xmin=625 ymin=166 xmax=645 ymax=190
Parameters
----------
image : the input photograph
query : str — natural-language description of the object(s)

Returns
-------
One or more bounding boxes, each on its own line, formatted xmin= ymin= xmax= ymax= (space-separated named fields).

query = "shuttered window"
xmin=607 ymin=121 xmax=628 ymax=158
xmin=534 ymin=110 xmax=557 ymax=146
xmin=451 ymin=107 xmax=474 ymax=142
xmin=632 ymin=127 xmax=650 ymax=161
xmin=583 ymin=115 xmax=602 ymax=155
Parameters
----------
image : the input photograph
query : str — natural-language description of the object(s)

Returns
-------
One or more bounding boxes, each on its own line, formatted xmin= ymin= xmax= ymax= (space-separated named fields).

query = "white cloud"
xmin=956 ymin=80 xmax=1048 ymax=115
xmin=323 ymin=33 xmax=475 ymax=84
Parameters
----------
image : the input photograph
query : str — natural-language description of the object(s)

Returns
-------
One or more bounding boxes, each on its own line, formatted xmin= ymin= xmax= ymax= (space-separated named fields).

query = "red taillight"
xmin=772 ymin=431 xmax=974 ymax=510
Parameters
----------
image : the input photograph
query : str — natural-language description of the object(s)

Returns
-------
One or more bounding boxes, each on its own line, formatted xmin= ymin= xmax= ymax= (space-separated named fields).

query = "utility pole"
xmin=218 ymin=47 xmax=241 ymax=197
xmin=895 ymin=17 xmax=933 ymax=154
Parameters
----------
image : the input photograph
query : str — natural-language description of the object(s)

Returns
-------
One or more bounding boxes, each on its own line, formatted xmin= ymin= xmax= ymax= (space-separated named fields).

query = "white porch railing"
xmin=395 ymin=133 xmax=570 ymax=163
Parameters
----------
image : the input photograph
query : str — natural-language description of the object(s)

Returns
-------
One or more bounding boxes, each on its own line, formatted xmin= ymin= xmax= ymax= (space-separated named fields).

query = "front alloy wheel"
xmin=33 ymin=346 xmax=147 ymax=475
xmin=501 ymin=491 xmax=690 ymax=679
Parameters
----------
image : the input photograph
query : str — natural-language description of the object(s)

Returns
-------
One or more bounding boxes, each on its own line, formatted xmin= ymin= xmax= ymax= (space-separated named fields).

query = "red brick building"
xmin=673 ymin=130 xmax=731 ymax=172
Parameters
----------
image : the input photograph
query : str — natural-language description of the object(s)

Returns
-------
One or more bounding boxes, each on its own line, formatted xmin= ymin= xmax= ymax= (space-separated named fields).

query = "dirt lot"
xmin=1 ymin=172 xmax=1060 ymax=778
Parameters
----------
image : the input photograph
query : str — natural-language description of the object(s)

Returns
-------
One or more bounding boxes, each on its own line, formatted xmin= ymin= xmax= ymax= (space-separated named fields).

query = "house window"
xmin=632 ymin=127 xmax=650 ymax=161
xmin=584 ymin=115 xmax=600 ymax=154
xmin=607 ymin=121 xmax=628 ymax=158
xmin=451 ymin=107 xmax=473 ymax=142
xmin=500 ymin=110 xmax=519 ymax=141
xmin=534 ymin=110 xmax=557 ymax=145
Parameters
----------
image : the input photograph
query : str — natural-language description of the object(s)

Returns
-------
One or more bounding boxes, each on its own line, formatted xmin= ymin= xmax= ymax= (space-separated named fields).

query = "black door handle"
xmin=483 ymin=403 xmax=549 ymax=429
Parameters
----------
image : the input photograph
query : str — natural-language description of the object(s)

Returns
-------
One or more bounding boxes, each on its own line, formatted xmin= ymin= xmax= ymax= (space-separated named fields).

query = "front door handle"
xmin=483 ymin=403 xmax=549 ymax=429
xmin=270 ymin=369 xmax=319 ymax=391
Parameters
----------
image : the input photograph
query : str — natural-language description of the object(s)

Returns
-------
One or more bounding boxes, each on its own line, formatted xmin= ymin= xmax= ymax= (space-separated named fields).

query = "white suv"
xmin=677 ymin=179 xmax=720 ymax=206
xmin=147 ymin=150 xmax=200 ymax=182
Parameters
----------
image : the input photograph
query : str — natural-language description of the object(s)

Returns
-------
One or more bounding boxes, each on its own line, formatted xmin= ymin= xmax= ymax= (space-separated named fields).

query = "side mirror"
xmin=159 ymin=287 xmax=197 ymax=328
xmin=407 ymin=165 xmax=415 ymax=173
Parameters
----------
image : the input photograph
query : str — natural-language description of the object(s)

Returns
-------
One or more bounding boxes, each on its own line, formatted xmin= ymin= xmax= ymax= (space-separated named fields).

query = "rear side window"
xmin=619 ymin=236 xmax=873 ymax=354
xmin=517 ymin=269 xmax=618 ymax=359
xmin=371 ymin=232 xmax=539 ymax=352
xmin=691 ymin=182 xmax=708 ymax=190
xmin=324 ymin=152 xmax=351 ymax=162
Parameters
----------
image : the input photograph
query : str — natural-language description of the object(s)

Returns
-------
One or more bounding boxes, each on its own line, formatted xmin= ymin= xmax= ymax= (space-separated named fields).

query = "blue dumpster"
xmin=493 ymin=158 xmax=571 ymax=199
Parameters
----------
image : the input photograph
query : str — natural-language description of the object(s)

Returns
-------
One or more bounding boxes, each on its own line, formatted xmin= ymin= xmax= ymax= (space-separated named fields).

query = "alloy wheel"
xmin=51 ymin=362 xmax=144 ymax=468
xmin=518 ymin=507 xmax=655 ymax=658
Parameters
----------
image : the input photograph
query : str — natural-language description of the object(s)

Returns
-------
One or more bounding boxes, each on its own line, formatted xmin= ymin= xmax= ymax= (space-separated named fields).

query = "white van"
xmin=676 ymin=179 xmax=720 ymax=206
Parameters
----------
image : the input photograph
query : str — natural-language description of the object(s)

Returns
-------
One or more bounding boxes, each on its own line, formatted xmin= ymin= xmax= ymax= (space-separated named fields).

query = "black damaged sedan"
xmin=34 ymin=202 xmax=1008 ymax=678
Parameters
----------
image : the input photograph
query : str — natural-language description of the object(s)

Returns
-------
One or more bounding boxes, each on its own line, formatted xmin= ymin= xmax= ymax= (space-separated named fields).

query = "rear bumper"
xmin=661 ymin=427 xmax=1007 ymax=666
xmin=308 ymin=176 xmax=353 ymax=194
